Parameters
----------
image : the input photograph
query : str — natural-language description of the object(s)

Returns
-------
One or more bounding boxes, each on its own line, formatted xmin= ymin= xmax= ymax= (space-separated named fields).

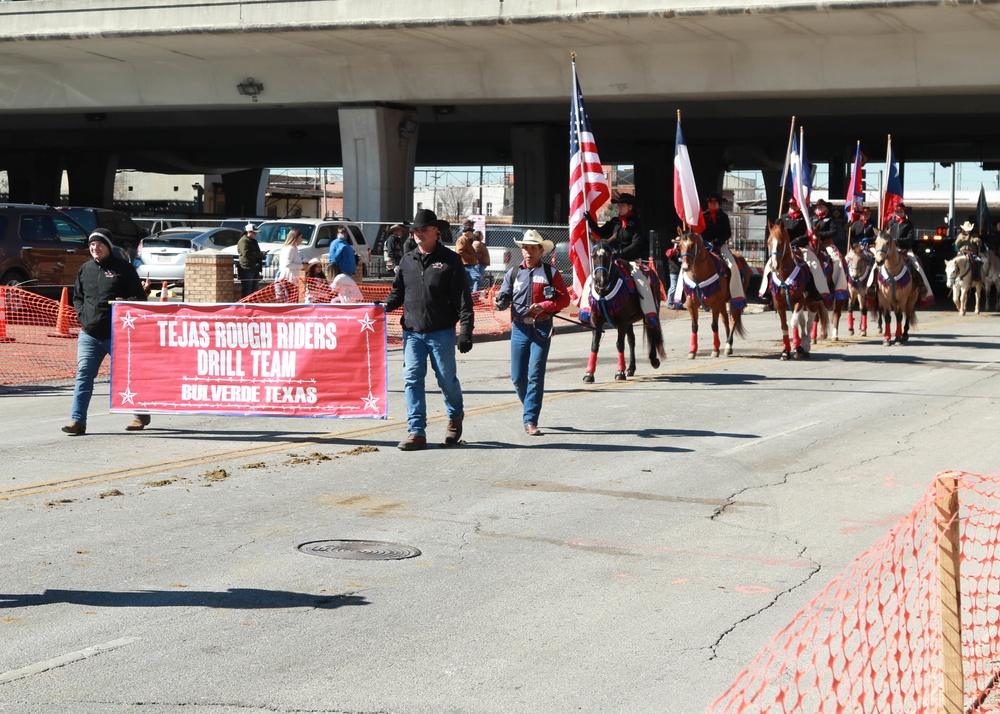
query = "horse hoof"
xmin=614 ymin=372 xmax=627 ymax=381
xmin=724 ymin=346 xmax=733 ymax=356
xmin=883 ymin=339 xmax=891 ymax=346
xmin=583 ymin=373 xmax=595 ymax=383
xmin=648 ymin=359 xmax=659 ymax=370
xmin=780 ymin=350 xmax=791 ymax=361
xmin=848 ymin=329 xmax=854 ymax=336
xmin=688 ymin=352 xmax=696 ymax=360
xmin=861 ymin=330 xmax=867 ymax=337
xmin=627 ymin=367 xmax=637 ymax=376
xmin=794 ymin=347 xmax=808 ymax=359
xmin=711 ymin=350 xmax=720 ymax=358
xmin=901 ymin=334 xmax=910 ymax=344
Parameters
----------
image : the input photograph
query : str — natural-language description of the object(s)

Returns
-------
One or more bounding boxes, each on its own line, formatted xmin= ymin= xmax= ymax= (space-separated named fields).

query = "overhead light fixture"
xmin=84 ymin=112 xmax=107 ymax=122
xmin=432 ymin=105 xmax=456 ymax=116
xmin=237 ymin=78 xmax=264 ymax=102
xmin=399 ymin=117 xmax=418 ymax=139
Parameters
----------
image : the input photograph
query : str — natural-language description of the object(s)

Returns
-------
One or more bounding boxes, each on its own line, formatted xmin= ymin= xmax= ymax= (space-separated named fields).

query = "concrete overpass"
xmin=2 ymin=0 xmax=1000 ymax=234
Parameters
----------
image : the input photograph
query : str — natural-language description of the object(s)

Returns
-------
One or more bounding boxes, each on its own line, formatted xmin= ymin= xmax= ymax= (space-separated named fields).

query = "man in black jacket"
xmin=385 ymin=209 xmax=474 ymax=451
xmin=700 ymin=192 xmax=746 ymax=309
xmin=62 ymin=229 xmax=150 ymax=436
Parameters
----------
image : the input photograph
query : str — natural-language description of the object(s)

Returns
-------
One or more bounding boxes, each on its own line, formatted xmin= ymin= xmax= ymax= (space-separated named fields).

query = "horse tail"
xmin=645 ymin=321 xmax=666 ymax=364
xmin=732 ymin=307 xmax=748 ymax=339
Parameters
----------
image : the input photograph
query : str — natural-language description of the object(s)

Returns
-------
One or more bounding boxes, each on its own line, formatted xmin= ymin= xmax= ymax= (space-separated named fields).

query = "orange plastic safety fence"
xmin=0 ymin=286 xmax=97 ymax=386
xmin=238 ymin=278 xmax=512 ymax=346
xmin=709 ymin=471 xmax=1000 ymax=714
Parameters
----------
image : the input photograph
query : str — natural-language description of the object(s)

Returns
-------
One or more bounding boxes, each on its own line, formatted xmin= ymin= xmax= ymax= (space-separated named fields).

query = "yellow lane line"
xmin=2 ymin=311 xmax=977 ymax=501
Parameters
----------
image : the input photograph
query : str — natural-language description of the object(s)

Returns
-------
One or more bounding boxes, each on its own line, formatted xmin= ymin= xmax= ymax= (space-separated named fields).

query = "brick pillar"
xmin=184 ymin=253 xmax=237 ymax=303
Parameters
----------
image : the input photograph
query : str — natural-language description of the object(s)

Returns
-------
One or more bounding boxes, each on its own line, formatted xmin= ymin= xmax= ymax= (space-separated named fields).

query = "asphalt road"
xmin=1 ymin=305 xmax=998 ymax=714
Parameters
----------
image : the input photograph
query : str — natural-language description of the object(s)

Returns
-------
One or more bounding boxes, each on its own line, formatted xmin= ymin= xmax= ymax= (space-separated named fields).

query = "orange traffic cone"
xmin=0 ymin=287 xmax=15 ymax=343
xmin=160 ymin=281 xmax=169 ymax=302
xmin=48 ymin=287 xmax=76 ymax=339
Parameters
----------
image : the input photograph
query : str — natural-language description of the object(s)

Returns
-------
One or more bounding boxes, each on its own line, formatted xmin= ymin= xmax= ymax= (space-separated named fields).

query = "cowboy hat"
xmin=960 ymin=220 xmax=975 ymax=232
xmin=611 ymin=192 xmax=636 ymax=205
xmin=515 ymin=229 xmax=554 ymax=254
xmin=410 ymin=208 xmax=450 ymax=233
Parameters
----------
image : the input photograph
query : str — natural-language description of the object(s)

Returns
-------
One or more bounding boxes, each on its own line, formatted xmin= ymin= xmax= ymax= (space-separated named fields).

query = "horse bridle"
xmin=679 ymin=234 xmax=701 ymax=267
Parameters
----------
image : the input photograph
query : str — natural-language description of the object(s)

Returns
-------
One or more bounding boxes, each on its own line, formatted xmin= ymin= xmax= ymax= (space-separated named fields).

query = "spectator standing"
xmin=326 ymin=261 xmax=363 ymax=303
xmin=454 ymin=224 xmax=482 ymax=291
xmin=62 ymin=229 xmax=150 ymax=436
xmin=665 ymin=236 xmax=681 ymax=309
xmin=275 ymin=229 xmax=304 ymax=302
xmin=493 ymin=230 xmax=570 ymax=436
xmin=383 ymin=223 xmax=407 ymax=272
xmin=304 ymin=258 xmax=333 ymax=303
xmin=328 ymin=227 xmax=357 ymax=278
xmin=384 ymin=209 xmax=474 ymax=452
xmin=236 ymin=222 xmax=264 ymax=298
xmin=472 ymin=230 xmax=490 ymax=287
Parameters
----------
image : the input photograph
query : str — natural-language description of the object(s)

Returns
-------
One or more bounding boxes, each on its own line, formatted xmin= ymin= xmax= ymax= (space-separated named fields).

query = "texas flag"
xmin=881 ymin=138 xmax=904 ymax=230
xmin=845 ymin=142 xmax=865 ymax=223
xmin=784 ymin=129 xmax=813 ymax=236
xmin=674 ymin=116 xmax=706 ymax=234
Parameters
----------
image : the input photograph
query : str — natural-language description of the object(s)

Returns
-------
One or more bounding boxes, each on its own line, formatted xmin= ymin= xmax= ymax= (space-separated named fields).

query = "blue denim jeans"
xmin=402 ymin=328 xmax=464 ymax=436
xmin=464 ymin=265 xmax=481 ymax=293
xmin=71 ymin=331 xmax=111 ymax=424
xmin=667 ymin=272 xmax=679 ymax=307
xmin=510 ymin=320 xmax=552 ymax=427
xmin=237 ymin=267 xmax=261 ymax=298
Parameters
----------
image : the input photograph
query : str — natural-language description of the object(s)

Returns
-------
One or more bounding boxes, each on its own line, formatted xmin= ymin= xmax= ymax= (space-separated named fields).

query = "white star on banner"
xmin=119 ymin=388 xmax=137 ymax=405
xmin=362 ymin=392 xmax=380 ymax=411
xmin=119 ymin=312 xmax=138 ymax=330
xmin=358 ymin=314 xmax=376 ymax=333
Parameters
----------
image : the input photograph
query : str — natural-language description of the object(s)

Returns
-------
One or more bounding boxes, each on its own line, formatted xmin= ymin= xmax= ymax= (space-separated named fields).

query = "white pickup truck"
xmin=223 ymin=218 xmax=370 ymax=279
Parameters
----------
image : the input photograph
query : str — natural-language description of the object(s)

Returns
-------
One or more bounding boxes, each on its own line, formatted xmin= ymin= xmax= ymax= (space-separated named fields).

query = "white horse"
xmin=945 ymin=252 xmax=983 ymax=316
xmin=981 ymin=249 xmax=1000 ymax=311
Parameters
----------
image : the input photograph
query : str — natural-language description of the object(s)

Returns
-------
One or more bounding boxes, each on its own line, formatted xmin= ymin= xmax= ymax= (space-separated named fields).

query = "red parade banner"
xmin=109 ymin=302 xmax=388 ymax=418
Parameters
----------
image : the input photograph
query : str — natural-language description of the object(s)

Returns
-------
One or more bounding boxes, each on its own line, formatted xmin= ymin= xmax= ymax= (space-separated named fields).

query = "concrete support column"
xmin=689 ymin=145 xmax=727 ymax=207
xmin=65 ymin=152 xmax=119 ymax=207
xmin=511 ymin=124 xmax=565 ymax=224
xmin=6 ymin=151 xmax=63 ymax=205
xmin=633 ymin=141 xmax=672 ymax=266
xmin=827 ymin=158 xmax=847 ymax=202
xmin=221 ymin=168 xmax=270 ymax=218
xmin=339 ymin=105 xmax=417 ymax=223
xmin=762 ymin=168 xmax=785 ymax=223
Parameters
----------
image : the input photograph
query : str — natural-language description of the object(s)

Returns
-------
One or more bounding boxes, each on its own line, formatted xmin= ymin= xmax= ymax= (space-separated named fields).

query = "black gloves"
xmin=457 ymin=334 xmax=473 ymax=354
xmin=494 ymin=293 xmax=511 ymax=311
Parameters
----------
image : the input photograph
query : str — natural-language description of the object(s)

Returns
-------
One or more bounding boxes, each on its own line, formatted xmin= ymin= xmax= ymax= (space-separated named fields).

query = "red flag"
xmin=569 ymin=59 xmax=610 ymax=301
xmin=673 ymin=115 xmax=706 ymax=234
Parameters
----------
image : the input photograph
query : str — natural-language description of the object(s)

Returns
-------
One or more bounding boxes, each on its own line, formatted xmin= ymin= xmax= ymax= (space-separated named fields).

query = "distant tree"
xmin=438 ymin=185 xmax=474 ymax=221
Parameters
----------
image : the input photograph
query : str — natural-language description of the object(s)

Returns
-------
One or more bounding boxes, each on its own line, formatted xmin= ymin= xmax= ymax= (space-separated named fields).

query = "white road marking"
xmin=0 ymin=637 xmax=138 ymax=684
xmin=719 ymin=421 xmax=822 ymax=456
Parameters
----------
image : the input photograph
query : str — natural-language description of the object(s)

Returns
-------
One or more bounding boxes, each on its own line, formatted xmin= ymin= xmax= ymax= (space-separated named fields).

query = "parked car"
xmin=0 ymin=203 xmax=92 ymax=297
xmin=133 ymin=229 xmax=197 ymax=283
xmin=188 ymin=226 xmax=243 ymax=252
xmin=56 ymin=206 xmax=149 ymax=259
xmin=222 ymin=218 xmax=370 ymax=279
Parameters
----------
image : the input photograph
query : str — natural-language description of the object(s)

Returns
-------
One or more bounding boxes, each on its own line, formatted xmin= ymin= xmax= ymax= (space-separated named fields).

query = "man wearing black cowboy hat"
xmin=583 ymin=192 xmax=658 ymax=326
xmin=887 ymin=203 xmax=933 ymax=306
xmin=385 ymin=209 xmax=474 ymax=451
xmin=697 ymin=191 xmax=746 ymax=309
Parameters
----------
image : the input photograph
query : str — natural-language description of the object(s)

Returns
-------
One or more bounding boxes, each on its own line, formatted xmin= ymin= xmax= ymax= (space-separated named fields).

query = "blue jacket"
xmin=328 ymin=237 xmax=356 ymax=276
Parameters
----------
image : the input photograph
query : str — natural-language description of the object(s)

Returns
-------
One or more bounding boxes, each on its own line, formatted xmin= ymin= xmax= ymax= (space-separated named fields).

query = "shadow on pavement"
xmin=0 ymin=588 xmax=369 ymax=610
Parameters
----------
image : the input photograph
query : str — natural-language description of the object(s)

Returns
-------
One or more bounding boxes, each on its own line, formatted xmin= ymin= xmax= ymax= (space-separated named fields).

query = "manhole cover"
xmin=295 ymin=540 xmax=421 ymax=561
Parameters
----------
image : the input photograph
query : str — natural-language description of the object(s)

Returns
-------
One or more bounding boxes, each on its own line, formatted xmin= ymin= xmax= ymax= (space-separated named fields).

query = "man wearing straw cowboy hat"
xmin=385 ymin=208 xmax=474 ymax=452
xmin=493 ymin=229 xmax=570 ymax=437
xmin=581 ymin=192 xmax=658 ymax=327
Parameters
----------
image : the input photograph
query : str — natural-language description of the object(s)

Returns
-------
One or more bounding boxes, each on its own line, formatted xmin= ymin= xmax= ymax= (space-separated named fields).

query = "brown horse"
xmin=765 ymin=222 xmax=829 ymax=360
xmin=872 ymin=231 xmax=918 ymax=345
xmin=677 ymin=230 xmax=747 ymax=358
xmin=845 ymin=244 xmax=872 ymax=336
xmin=584 ymin=242 xmax=665 ymax=382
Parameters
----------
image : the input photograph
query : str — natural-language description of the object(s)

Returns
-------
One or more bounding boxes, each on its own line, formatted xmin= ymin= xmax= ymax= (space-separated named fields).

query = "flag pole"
xmin=881 ymin=134 xmax=892 ymax=231
xmin=570 ymin=52 xmax=592 ymax=267
xmin=778 ymin=116 xmax=796 ymax=222
xmin=677 ymin=109 xmax=690 ymax=231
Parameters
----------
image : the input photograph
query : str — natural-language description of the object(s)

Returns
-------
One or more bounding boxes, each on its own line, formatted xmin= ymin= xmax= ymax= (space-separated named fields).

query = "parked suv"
xmin=56 ymin=206 xmax=149 ymax=259
xmin=222 ymin=218 xmax=370 ymax=279
xmin=0 ymin=204 xmax=91 ymax=296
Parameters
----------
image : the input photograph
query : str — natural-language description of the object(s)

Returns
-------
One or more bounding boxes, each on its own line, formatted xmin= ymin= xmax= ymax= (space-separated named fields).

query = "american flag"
xmin=845 ymin=141 xmax=864 ymax=223
xmin=569 ymin=58 xmax=610 ymax=302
